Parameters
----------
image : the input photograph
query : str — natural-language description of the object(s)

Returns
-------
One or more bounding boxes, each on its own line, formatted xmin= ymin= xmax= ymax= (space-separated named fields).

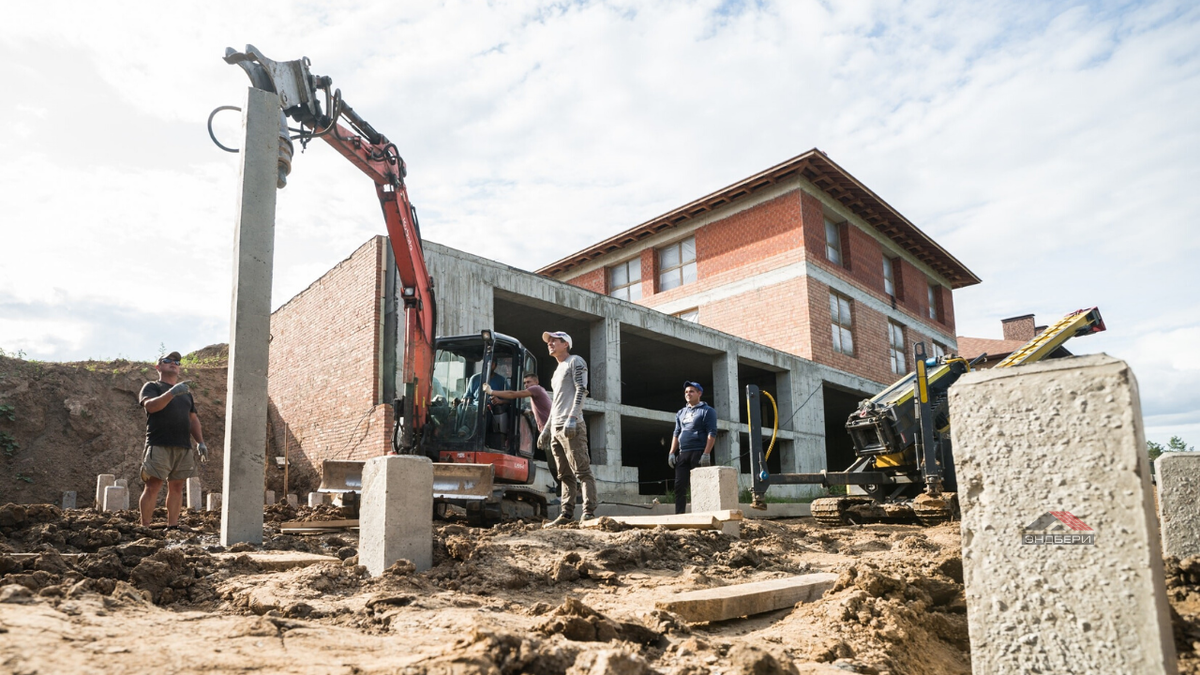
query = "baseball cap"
xmin=160 ymin=351 xmax=183 ymax=364
xmin=542 ymin=331 xmax=573 ymax=349
xmin=683 ymin=380 xmax=704 ymax=393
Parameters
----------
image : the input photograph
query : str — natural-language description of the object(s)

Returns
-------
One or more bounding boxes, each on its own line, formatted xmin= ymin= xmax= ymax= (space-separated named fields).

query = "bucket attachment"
xmin=318 ymin=459 xmax=494 ymax=502
xmin=433 ymin=463 xmax=494 ymax=501
xmin=318 ymin=460 xmax=365 ymax=493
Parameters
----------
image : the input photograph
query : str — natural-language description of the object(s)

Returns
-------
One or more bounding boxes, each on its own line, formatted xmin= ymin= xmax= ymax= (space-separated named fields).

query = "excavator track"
xmin=812 ymin=496 xmax=928 ymax=526
xmin=912 ymin=492 xmax=959 ymax=527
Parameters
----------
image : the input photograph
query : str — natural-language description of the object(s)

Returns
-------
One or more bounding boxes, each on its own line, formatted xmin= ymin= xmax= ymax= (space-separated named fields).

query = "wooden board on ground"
xmin=655 ymin=572 xmax=839 ymax=623
xmin=581 ymin=514 xmax=720 ymax=530
xmin=212 ymin=551 xmax=341 ymax=571
xmin=6 ymin=553 xmax=83 ymax=562
xmin=280 ymin=519 xmax=358 ymax=532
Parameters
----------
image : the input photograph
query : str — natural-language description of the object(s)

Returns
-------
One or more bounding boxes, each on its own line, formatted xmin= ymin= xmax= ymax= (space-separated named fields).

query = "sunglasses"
xmin=159 ymin=359 xmax=181 ymax=365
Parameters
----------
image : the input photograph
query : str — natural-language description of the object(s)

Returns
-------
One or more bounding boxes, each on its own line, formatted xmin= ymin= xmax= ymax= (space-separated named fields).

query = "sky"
xmin=1 ymin=1 xmax=1196 ymax=445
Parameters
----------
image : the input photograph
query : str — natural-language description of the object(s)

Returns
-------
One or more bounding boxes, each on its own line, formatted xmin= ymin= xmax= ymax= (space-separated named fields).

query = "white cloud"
xmin=1 ymin=0 xmax=1197 ymax=443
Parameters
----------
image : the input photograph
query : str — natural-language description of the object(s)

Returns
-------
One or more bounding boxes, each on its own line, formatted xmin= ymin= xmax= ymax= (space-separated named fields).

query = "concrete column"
xmin=360 ymin=456 xmax=434 ymax=576
xmin=1156 ymin=453 xmax=1200 ymax=559
xmin=286 ymin=493 xmax=298 ymax=507
xmin=584 ymin=412 xmax=612 ymax=467
xmin=711 ymin=349 xmax=739 ymax=466
xmin=103 ymin=485 xmax=129 ymax=512
xmin=220 ymin=87 xmax=278 ymax=547
xmin=185 ymin=477 xmax=202 ymax=511
xmin=308 ymin=492 xmax=325 ymax=507
xmin=62 ymin=491 xmax=76 ymax=510
xmin=949 ymin=355 xmax=1175 ymax=674
xmin=207 ymin=493 xmax=222 ymax=512
xmin=790 ymin=372 xmax=826 ymax=499
xmin=264 ymin=490 xmax=275 ymax=505
xmin=114 ymin=478 xmax=128 ymax=490
xmin=94 ymin=474 xmax=115 ymax=509
xmin=589 ymin=318 xmax=621 ymax=404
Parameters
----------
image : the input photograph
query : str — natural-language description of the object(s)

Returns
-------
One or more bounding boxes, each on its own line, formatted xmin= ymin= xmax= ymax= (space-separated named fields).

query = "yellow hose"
xmin=746 ymin=390 xmax=780 ymax=462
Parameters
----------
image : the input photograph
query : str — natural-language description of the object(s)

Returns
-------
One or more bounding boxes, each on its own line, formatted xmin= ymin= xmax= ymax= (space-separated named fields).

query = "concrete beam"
xmin=221 ymin=86 xmax=278 ymax=547
xmin=656 ymin=572 xmax=837 ymax=623
xmin=950 ymin=354 xmax=1176 ymax=674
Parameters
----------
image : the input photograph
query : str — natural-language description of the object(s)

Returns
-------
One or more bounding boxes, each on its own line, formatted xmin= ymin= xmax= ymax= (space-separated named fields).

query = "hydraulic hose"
xmin=745 ymin=390 xmax=780 ymax=462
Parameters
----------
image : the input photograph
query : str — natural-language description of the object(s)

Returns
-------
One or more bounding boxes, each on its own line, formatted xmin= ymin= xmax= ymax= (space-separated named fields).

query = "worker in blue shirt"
xmin=668 ymin=381 xmax=718 ymax=514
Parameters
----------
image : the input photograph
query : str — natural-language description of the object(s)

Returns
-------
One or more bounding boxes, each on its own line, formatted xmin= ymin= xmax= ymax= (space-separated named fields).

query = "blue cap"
xmin=683 ymin=381 xmax=704 ymax=393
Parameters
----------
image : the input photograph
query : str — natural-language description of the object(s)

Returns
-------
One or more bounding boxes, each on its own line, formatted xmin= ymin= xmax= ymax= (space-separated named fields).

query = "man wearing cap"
xmin=541 ymin=331 xmax=597 ymax=527
xmin=137 ymin=351 xmax=208 ymax=528
xmin=668 ymin=381 xmax=718 ymax=515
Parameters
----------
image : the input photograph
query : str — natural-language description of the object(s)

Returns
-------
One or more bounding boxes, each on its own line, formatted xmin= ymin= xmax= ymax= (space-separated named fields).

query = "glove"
xmin=196 ymin=442 xmax=209 ymax=463
xmin=538 ymin=424 xmax=552 ymax=452
xmin=563 ymin=418 xmax=578 ymax=440
xmin=700 ymin=452 xmax=712 ymax=467
xmin=167 ymin=381 xmax=190 ymax=397
xmin=668 ymin=452 xmax=677 ymax=469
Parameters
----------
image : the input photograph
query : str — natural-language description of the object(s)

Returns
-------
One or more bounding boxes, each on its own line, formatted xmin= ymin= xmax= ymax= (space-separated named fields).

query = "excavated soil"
xmin=0 ymin=504 xmax=972 ymax=675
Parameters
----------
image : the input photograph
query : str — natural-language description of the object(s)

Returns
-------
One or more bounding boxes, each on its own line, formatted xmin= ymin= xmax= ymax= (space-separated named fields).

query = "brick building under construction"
xmin=264 ymin=150 xmax=980 ymax=501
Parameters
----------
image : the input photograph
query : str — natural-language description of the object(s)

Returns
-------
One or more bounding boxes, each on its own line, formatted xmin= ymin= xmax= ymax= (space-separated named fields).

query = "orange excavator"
xmin=220 ymin=46 xmax=548 ymax=522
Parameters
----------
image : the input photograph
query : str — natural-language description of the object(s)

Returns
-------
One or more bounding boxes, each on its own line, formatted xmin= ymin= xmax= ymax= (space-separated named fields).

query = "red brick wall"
xmin=267 ymin=236 xmax=393 ymax=477
xmin=702 ymin=275 xmax=813 ymax=359
xmin=564 ymin=267 xmax=605 ymax=294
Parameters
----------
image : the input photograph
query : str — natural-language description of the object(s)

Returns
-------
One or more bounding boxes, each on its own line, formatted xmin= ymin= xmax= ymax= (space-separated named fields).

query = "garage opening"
xmin=620 ymin=416 xmax=675 ymax=496
xmin=823 ymin=384 xmax=866 ymax=471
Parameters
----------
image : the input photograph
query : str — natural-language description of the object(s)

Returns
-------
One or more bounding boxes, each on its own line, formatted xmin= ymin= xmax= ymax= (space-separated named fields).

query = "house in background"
xmin=537 ymin=149 xmax=980 ymax=387
xmin=956 ymin=313 xmax=1075 ymax=369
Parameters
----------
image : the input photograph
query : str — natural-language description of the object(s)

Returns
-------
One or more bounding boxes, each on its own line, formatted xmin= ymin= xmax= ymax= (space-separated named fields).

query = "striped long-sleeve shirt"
xmin=549 ymin=354 xmax=588 ymax=426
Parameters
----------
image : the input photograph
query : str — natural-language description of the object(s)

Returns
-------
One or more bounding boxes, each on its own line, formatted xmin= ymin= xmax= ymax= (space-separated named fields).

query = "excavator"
xmin=747 ymin=307 xmax=1106 ymax=526
xmin=220 ymin=46 xmax=549 ymax=523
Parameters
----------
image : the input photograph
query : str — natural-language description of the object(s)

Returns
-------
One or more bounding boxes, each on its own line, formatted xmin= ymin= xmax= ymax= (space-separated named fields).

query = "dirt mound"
xmin=1166 ymin=556 xmax=1200 ymax=675
xmin=0 ymin=354 xmax=227 ymax=504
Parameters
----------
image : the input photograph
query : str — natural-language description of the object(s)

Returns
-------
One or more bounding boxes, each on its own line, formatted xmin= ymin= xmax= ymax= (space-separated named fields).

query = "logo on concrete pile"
xmin=1022 ymin=511 xmax=1095 ymax=545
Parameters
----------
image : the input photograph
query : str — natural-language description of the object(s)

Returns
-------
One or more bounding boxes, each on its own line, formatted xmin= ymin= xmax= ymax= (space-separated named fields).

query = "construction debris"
xmin=656 ymin=572 xmax=839 ymax=623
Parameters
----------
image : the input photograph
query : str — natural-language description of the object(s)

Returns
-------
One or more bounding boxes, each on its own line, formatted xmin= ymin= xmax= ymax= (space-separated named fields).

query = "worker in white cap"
xmin=540 ymin=330 xmax=597 ymax=527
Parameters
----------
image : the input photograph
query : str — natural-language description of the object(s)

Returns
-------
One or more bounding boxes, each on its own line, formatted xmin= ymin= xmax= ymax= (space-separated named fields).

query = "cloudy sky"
xmin=2 ymin=1 xmax=1196 ymax=445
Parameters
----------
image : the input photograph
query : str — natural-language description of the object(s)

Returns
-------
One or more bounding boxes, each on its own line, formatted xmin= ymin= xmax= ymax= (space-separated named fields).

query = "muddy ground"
xmin=1 ymin=504 xmax=1198 ymax=675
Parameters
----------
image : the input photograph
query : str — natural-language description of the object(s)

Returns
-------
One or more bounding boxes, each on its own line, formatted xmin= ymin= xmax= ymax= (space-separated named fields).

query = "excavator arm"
xmin=223 ymin=45 xmax=435 ymax=451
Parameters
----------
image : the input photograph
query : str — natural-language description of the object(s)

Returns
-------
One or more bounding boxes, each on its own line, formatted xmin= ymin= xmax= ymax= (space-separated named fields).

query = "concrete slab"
xmin=692 ymin=466 xmax=739 ymax=536
xmin=102 ymin=485 xmax=129 ymax=512
xmin=360 ymin=455 xmax=433 ymax=576
xmin=1156 ymin=452 xmax=1200 ymax=559
xmin=211 ymin=551 xmax=340 ymax=572
xmin=950 ymin=354 xmax=1176 ymax=674
xmin=186 ymin=477 xmax=202 ymax=511
xmin=94 ymin=474 xmax=115 ymax=509
xmin=656 ymin=572 xmax=837 ymax=623
xmin=61 ymin=491 xmax=76 ymax=510
xmin=207 ymin=493 xmax=222 ymax=512
xmin=220 ymin=86 xmax=278 ymax=547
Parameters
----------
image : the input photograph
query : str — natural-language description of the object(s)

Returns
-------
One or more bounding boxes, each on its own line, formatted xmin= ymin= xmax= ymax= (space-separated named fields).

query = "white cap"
xmin=542 ymin=331 xmax=573 ymax=349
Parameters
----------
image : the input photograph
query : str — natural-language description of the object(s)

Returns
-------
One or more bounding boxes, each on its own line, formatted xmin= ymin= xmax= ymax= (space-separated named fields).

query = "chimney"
xmin=1001 ymin=314 xmax=1036 ymax=342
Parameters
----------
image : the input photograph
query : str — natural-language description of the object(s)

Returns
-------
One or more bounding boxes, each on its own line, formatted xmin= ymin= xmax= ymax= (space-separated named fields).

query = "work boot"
xmin=543 ymin=514 xmax=572 ymax=529
xmin=580 ymin=513 xmax=596 ymax=523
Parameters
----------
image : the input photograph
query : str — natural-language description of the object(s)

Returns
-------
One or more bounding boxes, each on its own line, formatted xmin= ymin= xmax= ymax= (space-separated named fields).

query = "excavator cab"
xmin=423 ymin=332 xmax=538 ymax=461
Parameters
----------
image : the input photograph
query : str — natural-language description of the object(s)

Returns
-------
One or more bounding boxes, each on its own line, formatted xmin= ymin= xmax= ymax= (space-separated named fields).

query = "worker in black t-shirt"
xmin=137 ymin=351 xmax=208 ymax=527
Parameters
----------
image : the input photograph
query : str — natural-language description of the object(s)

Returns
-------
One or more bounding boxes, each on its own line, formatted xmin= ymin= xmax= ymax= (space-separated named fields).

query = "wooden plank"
xmin=280 ymin=519 xmax=358 ymax=530
xmin=581 ymin=514 xmax=720 ymax=530
xmin=656 ymin=572 xmax=839 ymax=623
xmin=5 ymin=553 xmax=84 ymax=562
xmin=702 ymin=509 xmax=744 ymax=522
xmin=212 ymin=551 xmax=341 ymax=572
